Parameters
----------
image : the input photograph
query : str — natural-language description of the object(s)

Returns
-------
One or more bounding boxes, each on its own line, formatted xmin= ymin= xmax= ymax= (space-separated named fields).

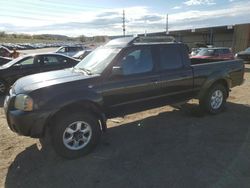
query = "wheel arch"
xmin=43 ymin=100 xmax=107 ymax=137
xmin=198 ymin=76 xmax=231 ymax=100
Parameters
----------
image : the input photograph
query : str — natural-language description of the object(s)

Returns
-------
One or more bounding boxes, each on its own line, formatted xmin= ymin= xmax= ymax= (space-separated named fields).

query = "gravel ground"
xmin=0 ymin=65 xmax=250 ymax=188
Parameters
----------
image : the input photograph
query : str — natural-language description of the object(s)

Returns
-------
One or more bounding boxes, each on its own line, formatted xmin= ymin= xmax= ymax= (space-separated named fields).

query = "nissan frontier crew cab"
xmin=4 ymin=37 xmax=245 ymax=159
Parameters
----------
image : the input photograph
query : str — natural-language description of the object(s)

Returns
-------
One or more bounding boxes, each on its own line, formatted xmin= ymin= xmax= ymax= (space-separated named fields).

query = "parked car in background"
xmin=0 ymin=56 xmax=12 ymax=66
xmin=191 ymin=47 xmax=234 ymax=63
xmin=73 ymin=50 xmax=92 ymax=60
xmin=0 ymin=53 xmax=80 ymax=94
xmin=235 ymin=47 xmax=250 ymax=63
xmin=190 ymin=48 xmax=205 ymax=56
xmin=3 ymin=37 xmax=244 ymax=159
xmin=0 ymin=46 xmax=11 ymax=57
xmin=56 ymin=46 xmax=86 ymax=57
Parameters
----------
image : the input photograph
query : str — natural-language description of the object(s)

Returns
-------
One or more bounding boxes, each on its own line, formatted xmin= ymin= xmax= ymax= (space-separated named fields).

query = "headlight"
xmin=14 ymin=94 xmax=33 ymax=111
xmin=235 ymin=53 xmax=238 ymax=58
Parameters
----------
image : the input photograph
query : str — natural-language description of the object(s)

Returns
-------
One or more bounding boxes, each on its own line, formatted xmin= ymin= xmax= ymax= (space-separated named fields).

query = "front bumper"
xmin=4 ymin=95 xmax=51 ymax=138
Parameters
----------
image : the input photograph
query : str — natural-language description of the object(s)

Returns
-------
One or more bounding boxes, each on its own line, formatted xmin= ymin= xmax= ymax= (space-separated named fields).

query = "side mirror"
xmin=112 ymin=66 xmax=123 ymax=76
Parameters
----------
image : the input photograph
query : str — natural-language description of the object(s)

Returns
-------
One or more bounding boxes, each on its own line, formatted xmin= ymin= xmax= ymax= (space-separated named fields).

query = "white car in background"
xmin=55 ymin=46 xmax=85 ymax=57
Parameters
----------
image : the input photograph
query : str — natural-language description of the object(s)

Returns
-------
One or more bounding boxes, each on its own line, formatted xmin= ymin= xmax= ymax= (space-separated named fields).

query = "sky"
xmin=0 ymin=0 xmax=249 ymax=37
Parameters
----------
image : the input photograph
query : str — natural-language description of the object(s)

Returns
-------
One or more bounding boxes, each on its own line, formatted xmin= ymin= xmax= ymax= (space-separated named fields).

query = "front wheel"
xmin=200 ymin=84 xmax=227 ymax=114
xmin=51 ymin=111 xmax=101 ymax=159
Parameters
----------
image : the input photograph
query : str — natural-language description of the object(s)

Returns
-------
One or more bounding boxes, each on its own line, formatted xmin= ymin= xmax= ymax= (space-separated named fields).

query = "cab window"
xmin=158 ymin=45 xmax=183 ymax=70
xmin=119 ymin=47 xmax=153 ymax=75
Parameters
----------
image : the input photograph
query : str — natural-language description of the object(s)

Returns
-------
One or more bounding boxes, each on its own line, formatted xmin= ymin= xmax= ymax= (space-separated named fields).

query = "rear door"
xmin=102 ymin=46 xmax=161 ymax=113
xmin=156 ymin=44 xmax=194 ymax=102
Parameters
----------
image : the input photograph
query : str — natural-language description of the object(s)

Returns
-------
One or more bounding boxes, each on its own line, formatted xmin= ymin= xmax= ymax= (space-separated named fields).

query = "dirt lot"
xmin=0 ymin=65 xmax=250 ymax=188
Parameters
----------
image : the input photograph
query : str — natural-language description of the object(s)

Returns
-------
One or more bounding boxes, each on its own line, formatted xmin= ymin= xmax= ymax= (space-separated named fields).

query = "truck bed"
xmin=191 ymin=59 xmax=244 ymax=90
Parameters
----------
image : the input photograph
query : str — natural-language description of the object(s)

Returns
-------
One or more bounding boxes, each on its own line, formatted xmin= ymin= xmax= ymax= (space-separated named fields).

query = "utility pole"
xmin=122 ymin=10 xmax=126 ymax=37
xmin=209 ymin=28 xmax=213 ymax=45
xmin=166 ymin=14 xmax=169 ymax=35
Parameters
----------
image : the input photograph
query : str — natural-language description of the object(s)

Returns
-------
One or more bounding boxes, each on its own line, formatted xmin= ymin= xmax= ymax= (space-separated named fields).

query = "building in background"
xmin=140 ymin=23 xmax=250 ymax=53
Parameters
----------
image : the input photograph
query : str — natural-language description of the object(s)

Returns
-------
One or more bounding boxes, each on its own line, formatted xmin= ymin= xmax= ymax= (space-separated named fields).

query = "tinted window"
xmin=214 ymin=49 xmax=220 ymax=55
xmin=159 ymin=45 xmax=183 ymax=70
xmin=68 ymin=47 xmax=75 ymax=52
xmin=43 ymin=56 xmax=61 ymax=65
xmin=57 ymin=56 xmax=70 ymax=63
xmin=68 ymin=47 xmax=82 ymax=52
xmin=120 ymin=48 xmax=153 ymax=75
xmin=223 ymin=49 xmax=230 ymax=54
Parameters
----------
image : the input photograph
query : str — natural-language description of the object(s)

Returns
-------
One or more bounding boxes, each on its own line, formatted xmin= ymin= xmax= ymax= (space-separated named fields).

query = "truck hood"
xmin=12 ymin=68 xmax=99 ymax=94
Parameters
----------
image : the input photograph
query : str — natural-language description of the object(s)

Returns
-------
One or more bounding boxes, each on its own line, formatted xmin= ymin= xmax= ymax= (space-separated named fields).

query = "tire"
xmin=51 ymin=111 xmax=101 ymax=159
xmin=0 ymin=79 xmax=7 ymax=95
xmin=200 ymin=84 xmax=227 ymax=114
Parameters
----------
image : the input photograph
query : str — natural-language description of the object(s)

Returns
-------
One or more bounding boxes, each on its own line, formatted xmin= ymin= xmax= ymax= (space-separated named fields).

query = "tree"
xmin=79 ymin=35 xmax=87 ymax=43
xmin=0 ymin=31 xmax=6 ymax=38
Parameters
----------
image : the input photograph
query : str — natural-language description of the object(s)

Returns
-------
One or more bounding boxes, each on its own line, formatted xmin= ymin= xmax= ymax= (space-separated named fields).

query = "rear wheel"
xmin=200 ymin=84 xmax=227 ymax=114
xmin=51 ymin=111 xmax=101 ymax=159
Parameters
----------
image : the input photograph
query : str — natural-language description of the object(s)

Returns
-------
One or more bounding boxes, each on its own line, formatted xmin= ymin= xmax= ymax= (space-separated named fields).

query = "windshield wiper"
xmin=73 ymin=67 xmax=92 ymax=75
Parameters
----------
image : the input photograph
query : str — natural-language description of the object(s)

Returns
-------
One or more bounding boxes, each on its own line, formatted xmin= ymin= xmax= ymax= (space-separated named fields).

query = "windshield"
xmin=1 ymin=56 xmax=26 ymax=68
xmin=196 ymin=48 xmax=214 ymax=56
xmin=75 ymin=47 xmax=120 ymax=74
xmin=245 ymin=47 xmax=250 ymax=52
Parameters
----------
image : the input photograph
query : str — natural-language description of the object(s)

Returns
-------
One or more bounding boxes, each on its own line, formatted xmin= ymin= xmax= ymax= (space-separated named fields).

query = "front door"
xmin=101 ymin=46 xmax=161 ymax=115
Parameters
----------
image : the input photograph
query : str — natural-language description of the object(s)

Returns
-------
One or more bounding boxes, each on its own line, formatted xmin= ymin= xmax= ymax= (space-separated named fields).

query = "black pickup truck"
xmin=4 ymin=37 xmax=244 ymax=159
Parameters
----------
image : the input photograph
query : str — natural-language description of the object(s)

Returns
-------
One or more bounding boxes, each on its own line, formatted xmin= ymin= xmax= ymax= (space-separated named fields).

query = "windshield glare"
xmin=75 ymin=47 xmax=120 ymax=74
xmin=196 ymin=48 xmax=214 ymax=56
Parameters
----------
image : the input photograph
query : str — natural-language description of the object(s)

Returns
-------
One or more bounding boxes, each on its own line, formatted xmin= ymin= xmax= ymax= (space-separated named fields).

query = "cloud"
xmin=184 ymin=0 xmax=216 ymax=6
xmin=172 ymin=6 xmax=182 ymax=9
xmin=0 ymin=2 xmax=249 ymax=36
xmin=97 ymin=11 xmax=120 ymax=17
xmin=135 ymin=15 xmax=163 ymax=22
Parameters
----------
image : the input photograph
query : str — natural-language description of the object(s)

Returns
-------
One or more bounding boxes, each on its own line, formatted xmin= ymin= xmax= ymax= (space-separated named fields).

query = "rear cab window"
xmin=157 ymin=44 xmax=184 ymax=71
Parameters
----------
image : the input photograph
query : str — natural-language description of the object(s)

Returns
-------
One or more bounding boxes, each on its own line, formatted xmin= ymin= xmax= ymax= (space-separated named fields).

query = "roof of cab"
xmin=105 ymin=36 xmax=178 ymax=48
